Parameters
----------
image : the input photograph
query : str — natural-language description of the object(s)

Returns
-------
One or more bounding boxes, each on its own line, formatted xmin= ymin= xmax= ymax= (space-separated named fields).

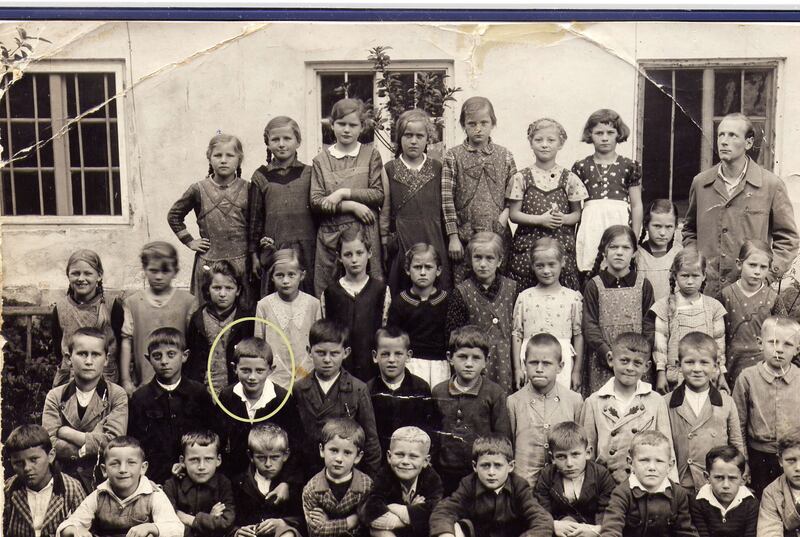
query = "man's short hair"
xmin=320 ymin=418 xmax=364 ymax=451
xmin=248 ymin=424 xmax=290 ymax=454
xmin=309 ymin=319 xmax=349 ymax=348
xmin=612 ymin=332 xmax=651 ymax=357
xmin=146 ymin=327 xmax=186 ymax=355
xmin=472 ymin=434 xmax=514 ymax=463
xmin=448 ymin=325 xmax=489 ymax=358
xmin=547 ymin=421 xmax=588 ymax=453
xmin=628 ymin=430 xmax=670 ymax=458
xmin=375 ymin=326 xmax=411 ymax=351
xmin=103 ymin=436 xmax=146 ymax=461
xmin=67 ymin=326 xmax=111 ymax=353
xmin=705 ymin=445 xmax=746 ymax=474
xmin=678 ymin=332 xmax=717 ymax=363
xmin=525 ymin=332 xmax=562 ymax=361
xmin=389 ymin=426 xmax=431 ymax=454
xmin=3 ymin=424 xmax=52 ymax=456
xmin=181 ymin=431 xmax=220 ymax=455
xmin=234 ymin=337 xmax=273 ymax=366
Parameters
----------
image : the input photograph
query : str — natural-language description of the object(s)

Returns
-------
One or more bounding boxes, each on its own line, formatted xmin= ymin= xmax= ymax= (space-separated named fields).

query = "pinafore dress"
xmin=192 ymin=177 xmax=251 ymax=309
xmin=584 ymin=272 xmax=645 ymax=395
xmin=254 ymin=164 xmax=316 ymax=297
xmin=314 ymin=146 xmax=383 ymax=296
xmin=386 ymin=158 xmax=451 ymax=294
xmin=456 ymin=276 xmax=517 ymax=393
xmin=508 ymin=168 xmax=580 ymax=291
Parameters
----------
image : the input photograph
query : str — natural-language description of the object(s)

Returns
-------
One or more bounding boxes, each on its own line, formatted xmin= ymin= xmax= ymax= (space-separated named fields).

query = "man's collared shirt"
xmin=233 ymin=381 xmax=277 ymax=420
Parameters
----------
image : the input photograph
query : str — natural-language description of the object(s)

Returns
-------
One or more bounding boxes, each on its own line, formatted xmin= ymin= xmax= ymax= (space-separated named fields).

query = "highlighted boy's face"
xmin=628 ymin=443 xmax=672 ymax=492
xmin=387 ymin=439 xmax=429 ymax=483
xmin=473 ymin=453 xmax=513 ymax=491
xmin=448 ymin=347 xmax=486 ymax=385
xmin=69 ymin=334 xmax=108 ymax=384
xmin=780 ymin=446 xmax=800 ymax=490
xmin=373 ymin=336 xmax=410 ymax=383
xmin=144 ymin=260 xmax=177 ymax=293
xmin=706 ymin=458 xmax=744 ymax=506
xmin=309 ymin=341 xmax=349 ymax=381
xmin=68 ymin=260 xmax=101 ymax=301
xmin=102 ymin=446 xmax=147 ymax=499
xmin=267 ymin=125 xmax=300 ymax=163
xmin=524 ymin=344 xmax=563 ymax=392
xmin=208 ymin=273 xmax=239 ymax=311
xmin=679 ymin=347 xmax=716 ymax=392
xmin=550 ymin=444 xmax=591 ymax=481
xmin=319 ymin=435 xmax=362 ymax=480
xmin=182 ymin=443 xmax=221 ymax=485
xmin=8 ymin=446 xmax=55 ymax=492
xmin=608 ymin=348 xmax=649 ymax=387
xmin=760 ymin=324 xmax=800 ymax=372
xmin=147 ymin=343 xmax=188 ymax=385
xmin=236 ymin=356 xmax=274 ymax=398
xmin=406 ymin=251 xmax=441 ymax=290
xmin=250 ymin=445 xmax=289 ymax=480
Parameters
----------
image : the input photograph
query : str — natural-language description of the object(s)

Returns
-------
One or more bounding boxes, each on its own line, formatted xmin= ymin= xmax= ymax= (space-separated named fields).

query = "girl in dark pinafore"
xmin=507 ymin=118 xmax=587 ymax=291
xmin=248 ymin=116 xmax=316 ymax=298
xmin=383 ymin=108 xmax=451 ymax=294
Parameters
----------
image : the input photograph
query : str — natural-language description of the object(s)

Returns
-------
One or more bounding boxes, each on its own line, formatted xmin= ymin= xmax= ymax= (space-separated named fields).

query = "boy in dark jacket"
xmin=293 ymin=319 xmax=382 ymax=477
xmin=429 ymin=435 xmax=553 ymax=537
xmin=601 ymin=430 xmax=698 ymax=537
xmin=360 ymin=427 xmax=443 ymax=536
xmin=230 ymin=425 xmax=303 ymax=537
xmin=129 ymin=327 xmax=217 ymax=484
xmin=367 ymin=327 xmax=433 ymax=451
xmin=533 ymin=422 xmax=615 ymax=535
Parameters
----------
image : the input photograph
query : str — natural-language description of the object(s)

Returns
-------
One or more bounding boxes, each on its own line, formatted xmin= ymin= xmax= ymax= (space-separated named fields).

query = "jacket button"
xmin=687 ymin=458 xmax=693 ymax=464
xmin=631 ymin=428 xmax=638 ymax=434
xmin=688 ymin=433 xmax=693 ymax=439
xmin=711 ymin=432 xmax=717 ymax=437
xmin=722 ymin=227 xmax=728 ymax=233
xmin=609 ymin=449 xmax=616 ymax=455
xmin=611 ymin=430 xmax=618 ymax=437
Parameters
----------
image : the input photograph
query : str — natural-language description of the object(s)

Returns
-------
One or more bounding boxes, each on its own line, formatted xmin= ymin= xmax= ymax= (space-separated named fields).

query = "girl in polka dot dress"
xmin=720 ymin=240 xmax=788 ymax=385
xmin=507 ymin=118 xmax=588 ymax=291
xmin=573 ymin=109 xmax=644 ymax=274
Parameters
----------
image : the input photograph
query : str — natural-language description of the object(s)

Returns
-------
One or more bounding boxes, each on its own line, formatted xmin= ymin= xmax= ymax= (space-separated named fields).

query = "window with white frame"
xmin=311 ymin=63 xmax=453 ymax=152
xmin=637 ymin=60 xmax=778 ymax=216
xmin=1 ymin=63 xmax=126 ymax=220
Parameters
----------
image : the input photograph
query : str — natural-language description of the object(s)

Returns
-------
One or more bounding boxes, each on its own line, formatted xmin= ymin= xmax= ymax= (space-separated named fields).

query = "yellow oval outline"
xmin=208 ymin=316 xmax=295 ymax=424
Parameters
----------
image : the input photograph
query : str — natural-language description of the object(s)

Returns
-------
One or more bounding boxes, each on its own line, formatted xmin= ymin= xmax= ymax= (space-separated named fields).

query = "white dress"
xmin=512 ymin=286 xmax=583 ymax=387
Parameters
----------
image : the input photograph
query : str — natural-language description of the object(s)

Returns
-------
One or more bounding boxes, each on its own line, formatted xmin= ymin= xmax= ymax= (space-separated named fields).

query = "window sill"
xmin=0 ymin=214 xmax=130 ymax=227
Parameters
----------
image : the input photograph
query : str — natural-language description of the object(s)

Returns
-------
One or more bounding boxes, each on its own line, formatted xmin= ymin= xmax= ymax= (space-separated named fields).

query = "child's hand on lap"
xmin=307 ymin=508 xmax=329 ymax=526
xmin=566 ymin=523 xmax=600 ymax=537
xmin=126 ymin=523 xmax=158 ymax=537
xmin=554 ymin=519 xmax=581 ymax=537
xmin=256 ymin=518 xmax=280 ymax=535
xmin=265 ymin=482 xmax=289 ymax=504
xmin=235 ymin=525 xmax=258 ymax=537
xmin=188 ymin=238 xmax=211 ymax=253
xmin=210 ymin=502 xmax=226 ymax=517
xmin=371 ymin=512 xmax=402 ymax=530
xmin=62 ymin=527 xmax=93 ymax=537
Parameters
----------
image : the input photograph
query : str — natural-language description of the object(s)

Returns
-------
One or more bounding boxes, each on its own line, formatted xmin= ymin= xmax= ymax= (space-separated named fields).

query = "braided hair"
xmin=589 ymin=225 xmax=638 ymax=279
xmin=206 ymin=133 xmax=244 ymax=178
xmin=639 ymin=199 xmax=678 ymax=251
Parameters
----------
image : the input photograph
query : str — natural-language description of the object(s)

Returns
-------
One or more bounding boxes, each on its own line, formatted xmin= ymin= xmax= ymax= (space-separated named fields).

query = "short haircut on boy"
xmin=547 ymin=421 xmax=588 ymax=453
xmin=628 ymin=430 xmax=670 ymax=458
xmin=448 ymin=324 xmax=490 ymax=358
xmin=181 ymin=430 xmax=220 ymax=455
xmin=612 ymin=332 xmax=651 ymax=357
xmin=472 ymin=434 xmax=514 ymax=463
xmin=3 ymin=424 xmax=52 ymax=456
xmin=103 ymin=435 xmax=146 ymax=461
xmin=704 ymin=445 xmax=746 ymax=474
xmin=140 ymin=241 xmax=179 ymax=271
xmin=248 ymin=424 xmax=290 ymax=454
xmin=678 ymin=332 xmax=717 ymax=362
xmin=67 ymin=326 xmax=111 ymax=353
xmin=777 ymin=433 xmax=800 ymax=456
xmin=320 ymin=418 xmax=365 ymax=452
xmin=375 ymin=326 xmax=411 ymax=350
xmin=390 ymin=426 xmax=432 ymax=454
xmin=526 ymin=332 xmax=562 ymax=361
xmin=234 ymin=337 xmax=273 ymax=366
xmin=762 ymin=315 xmax=800 ymax=337
xmin=200 ymin=259 xmax=242 ymax=303
xmin=145 ymin=326 xmax=186 ymax=356
xmin=309 ymin=318 xmax=350 ymax=348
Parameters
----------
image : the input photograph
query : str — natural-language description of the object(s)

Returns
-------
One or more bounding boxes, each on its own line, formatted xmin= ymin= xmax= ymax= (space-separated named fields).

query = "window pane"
xmin=0 ymin=121 xmax=8 ymax=156
xmin=641 ymin=69 xmax=674 ymax=205
xmin=38 ymin=122 xmax=54 ymax=167
xmin=80 ymin=122 xmax=109 ymax=167
xmin=750 ymin=120 xmax=767 ymax=164
xmin=714 ymin=71 xmax=741 ymax=116
xmin=34 ymin=74 xmax=51 ymax=118
xmin=10 ymin=122 xmax=38 ymax=168
xmin=110 ymin=122 xmax=119 ymax=166
xmin=112 ymin=171 xmax=121 ymax=215
xmin=320 ymin=73 xmax=346 ymax=118
xmin=673 ymin=69 xmax=703 ymax=212
xmin=107 ymin=75 xmax=117 ymax=117
xmin=1 ymin=169 xmax=12 ymax=215
xmin=41 ymin=170 xmax=56 ymax=215
xmin=743 ymin=70 xmax=770 ymax=117
xmin=68 ymin=125 xmax=81 ymax=166
xmin=12 ymin=171 xmax=42 ymax=215
xmin=8 ymin=75 xmax=35 ymax=119
xmin=66 ymin=74 xmax=77 ymax=118
xmin=84 ymin=171 xmax=111 ymax=215
xmin=79 ymin=73 xmax=109 ymax=120
xmin=71 ymin=171 xmax=84 ymax=215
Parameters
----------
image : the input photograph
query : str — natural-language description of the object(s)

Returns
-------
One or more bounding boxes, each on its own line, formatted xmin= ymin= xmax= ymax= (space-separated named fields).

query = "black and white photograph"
xmin=3 ymin=11 xmax=800 ymax=536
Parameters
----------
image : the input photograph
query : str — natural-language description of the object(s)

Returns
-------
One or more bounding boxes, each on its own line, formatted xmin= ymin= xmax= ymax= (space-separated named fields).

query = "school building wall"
xmin=3 ymin=20 xmax=800 ymax=305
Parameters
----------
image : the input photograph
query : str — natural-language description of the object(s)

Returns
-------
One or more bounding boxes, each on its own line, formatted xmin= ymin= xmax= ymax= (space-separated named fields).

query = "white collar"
xmin=400 ymin=153 xmax=427 ymax=171
xmin=97 ymin=476 xmax=155 ymax=505
xmin=382 ymin=374 xmax=405 ymax=391
xmin=629 ymin=474 xmax=671 ymax=494
xmin=696 ymin=483 xmax=753 ymax=515
xmin=26 ymin=477 xmax=54 ymax=496
xmin=75 ymin=386 xmax=96 ymax=406
xmin=597 ymin=378 xmax=652 ymax=399
xmin=156 ymin=378 xmax=181 ymax=392
xmin=328 ymin=142 xmax=362 ymax=159
xmin=254 ymin=471 xmax=272 ymax=495
xmin=233 ymin=381 xmax=277 ymax=415
xmin=316 ymin=372 xmax=341 ymax=394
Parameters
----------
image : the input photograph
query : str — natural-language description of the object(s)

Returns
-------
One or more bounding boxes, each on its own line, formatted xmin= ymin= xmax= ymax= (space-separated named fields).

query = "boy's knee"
xmin=454 ymin=519 xmax=475 ymax=537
